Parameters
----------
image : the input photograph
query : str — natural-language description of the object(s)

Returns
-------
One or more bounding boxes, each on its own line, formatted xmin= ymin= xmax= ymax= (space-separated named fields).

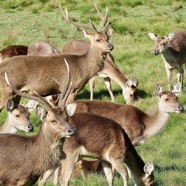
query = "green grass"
xmin=0 ymin=0 xmax=186 ymax=185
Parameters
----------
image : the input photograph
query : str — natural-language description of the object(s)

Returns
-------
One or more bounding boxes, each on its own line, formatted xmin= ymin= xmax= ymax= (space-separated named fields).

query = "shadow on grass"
xmin=76 ymin=88 xmax=151 ymax=101
xmin=76 ymin=89 xmax=122 ymax=100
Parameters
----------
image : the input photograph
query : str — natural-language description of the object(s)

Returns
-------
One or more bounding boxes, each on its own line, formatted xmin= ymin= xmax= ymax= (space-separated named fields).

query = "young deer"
xmin=0 ymin=60 xmax=75 ymax=186
xmin=0 ymin=99 xmax=33 ymax=133
xmin=62 ymin=39 xmax=138 ymax=104
xmin=0 ymin=45 xmax=28 ymax=63
xmin=71 ymin=82 xmax=183 ymax=146
xmin=38 ymin=107 xmax=155 ymax=186
xmin=148 ymin=30 xmax=186 ymax=93
xmin=0 ymin=4 xmax=113 ymax=112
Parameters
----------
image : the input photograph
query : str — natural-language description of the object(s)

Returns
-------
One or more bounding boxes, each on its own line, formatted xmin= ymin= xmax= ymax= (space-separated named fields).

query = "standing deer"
xmin=148 ymin=30 xmax=186 ymax=92
xmin=0 ymin=45 xmax=28 ymax=63
xmin=0 ymin=60 xmax=75 ymax=186
xmin=0 ymin=99 xmax=33 ymax=133
xmin=38 ymin=106 xmax=155 ymax=186
xmin=0 ymin=4 xmax=113 ymax=112
xmin=62 ymin=39 xmax=138 ymax=104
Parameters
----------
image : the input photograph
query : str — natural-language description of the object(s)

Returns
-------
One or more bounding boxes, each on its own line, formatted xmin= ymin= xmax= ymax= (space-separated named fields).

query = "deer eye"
xmin=16 ymin=115 xmax=20 ymax=118
xmin=165 ymin=98 xmax=169 ymax=101
xmin=51 ymin=120 xmax=57 ymax=123
xmin=96 ymin=39 xmax=101 ymax=42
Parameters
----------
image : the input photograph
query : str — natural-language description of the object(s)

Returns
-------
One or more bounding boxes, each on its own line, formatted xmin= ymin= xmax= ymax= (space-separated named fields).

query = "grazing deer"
xmin=0 ymin=4 xmax=113 ymax=112
xmin=0 ymin=45 xmax=28 ymax=63
xmin=27 ymin=41 xmax=60 ymax=56
xmin=0 ymin=60 xmax=76 ymax=186
xmin=148 ymin=30 xmax=186 ymax=93
xmin=62 ymin=39 xmax=138 ymax=104
xmin=0 ymin=99 xmax=33 ymax=133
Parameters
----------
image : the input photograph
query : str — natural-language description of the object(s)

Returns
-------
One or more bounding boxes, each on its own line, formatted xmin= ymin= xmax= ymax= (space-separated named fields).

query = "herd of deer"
xmin=0 ymin=3 xmax=185 ymax=186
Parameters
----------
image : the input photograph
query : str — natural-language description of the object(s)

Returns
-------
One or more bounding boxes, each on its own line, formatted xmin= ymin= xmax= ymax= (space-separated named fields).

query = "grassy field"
xmin=0 ymin=0 xmax=186 ymax=185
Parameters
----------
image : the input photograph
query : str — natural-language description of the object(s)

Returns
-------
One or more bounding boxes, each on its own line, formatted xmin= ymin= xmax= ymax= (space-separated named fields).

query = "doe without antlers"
xmin=149 ymin=30 xmax=186 ymax=93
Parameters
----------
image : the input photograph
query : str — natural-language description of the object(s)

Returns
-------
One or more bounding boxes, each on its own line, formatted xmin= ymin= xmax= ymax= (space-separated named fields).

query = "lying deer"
xmin=70 ymin=82 xmax=183 ymax=146
xmin=148 ymin=30 xmax=186 ymax=93
xmin=0 ymin=4 xmax=113 ymax=112
xmin=62 ymin=39 xmax=138 ymax=104
xmin=0 ymin=45 xmax=28 ymax=63
xmin=0 ymin=61 xmax=75 ymax=186
xmin=0 ymin=99 xmax=33 ymax=133
xmin=63 ymin=82 xmax=183 ymax=179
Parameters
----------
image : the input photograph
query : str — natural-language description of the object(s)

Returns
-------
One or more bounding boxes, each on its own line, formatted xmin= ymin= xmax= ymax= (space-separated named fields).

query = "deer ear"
xmin=106 ymin=29 xmax=113 ymax=38
xmin=167 ymin=32 xmax=174 ymax=40
xmin=172 ymin=82 xmax=182 ymax=95
xmin=144 ymin=162 xmax=154 ymax=175
xmin=148 ymin=32 xmax=157 ymax=41
xmin=24 ymin=100 xmax=39 ymax=112
xmin=6 ymin=99 xmax=15 ymax=112
xmin=132 ymin=79 xmax=139 ymax=87
xmin=65 ymin=103 xmax=77 ymax=116
xmin=156 ymin=84 xmax=163 ymax=95
xmin=36 ymin=106 xmax=47 ymax=122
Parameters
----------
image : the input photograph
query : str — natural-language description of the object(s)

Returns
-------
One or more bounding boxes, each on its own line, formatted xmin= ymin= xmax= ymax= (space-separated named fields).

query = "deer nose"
xmin=28 ymin=124 xmax=34 ymax=132
xmin=153 ymin=50 xmax=159 ymax=55
xmin=107 ymin=43 xmax=114 ymax=51
xmin=68 ymin=127 xmax=76 ymax=136
xmin=178 ymin=104 xmax=184 ymax=112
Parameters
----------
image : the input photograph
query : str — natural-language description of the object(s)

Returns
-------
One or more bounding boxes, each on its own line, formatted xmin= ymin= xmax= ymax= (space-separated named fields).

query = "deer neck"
xmin=143 ymin=108 xmax=170 ymax=140
xmin=85 ymin=45 xmax=105 ymax=77
xmin=0 ymin=115 xmax=17 ymax=134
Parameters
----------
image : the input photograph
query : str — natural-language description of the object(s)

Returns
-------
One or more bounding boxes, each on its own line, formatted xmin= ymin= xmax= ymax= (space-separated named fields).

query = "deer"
xmin=0 ymin=45 xmax=28 ymax=63
xmin=62 ymin=39 xmax=138 ymax=104
xmin=62 ymin=82 xmax=183 ymax=179
xmin=37 ymin=101 xmax=155 ymax=186
xmin=0 ymin=99 xmax=33 ymax=133
xmin=148 ymin=30 xmax=186 ymax=93
xmin=70 ymin=82 xmax=183 ymax=146
xmin=0 ymin=4 xmax=113 ymax=112
xmin=0 ymin=60 xmax=76 ymax=186
xmin=27 ymin=41 xmax=60 ymax=56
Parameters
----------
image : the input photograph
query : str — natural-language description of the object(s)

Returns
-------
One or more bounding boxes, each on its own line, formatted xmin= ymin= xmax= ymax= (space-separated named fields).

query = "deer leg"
xmin=165 ymin=67 xmax=173 ymax=91
xmin=89 ymin=76 xmax=96 ymax=100
xmin=177 ymin=68 xmax=184 ymax=93
xmin=38 ymin=169 xmax=55 ymax=186
xmin=104 ymin=77 xmax=115 ymax=102
xmin=110 ymin=159 xmax=129 ymax=186
xmin=59 ymin=150 xmax=79 ymax=186
xmin=101 ymin=161 xmax=114 ymax=186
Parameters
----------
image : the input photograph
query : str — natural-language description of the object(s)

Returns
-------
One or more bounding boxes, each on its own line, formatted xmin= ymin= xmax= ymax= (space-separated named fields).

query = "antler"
xmin=54 ymin=58 xmax=72 ymax=107
xmin=4 ymin=72 xmax=53 ymax=111
xmin=59 ymin=4 xmax=98 ymax=32
xmin=94 ymin=2 xmax=109 ymax=31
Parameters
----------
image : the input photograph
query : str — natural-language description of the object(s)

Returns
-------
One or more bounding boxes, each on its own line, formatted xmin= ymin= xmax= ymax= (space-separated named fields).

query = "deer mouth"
xmin=175 ymin=105 xmax=184 ymax=113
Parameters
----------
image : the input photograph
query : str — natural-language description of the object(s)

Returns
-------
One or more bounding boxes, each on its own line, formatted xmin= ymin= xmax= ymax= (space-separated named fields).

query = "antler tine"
xmin=4 ymin=72 xmax=52 ymax=111
xmin=94 ymin=2 xmax=109 ymax=31
xmin=53 ymin=58 xmax=72 ymax=108
xmin=59 ymin=3 xmax=98 ymax=32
